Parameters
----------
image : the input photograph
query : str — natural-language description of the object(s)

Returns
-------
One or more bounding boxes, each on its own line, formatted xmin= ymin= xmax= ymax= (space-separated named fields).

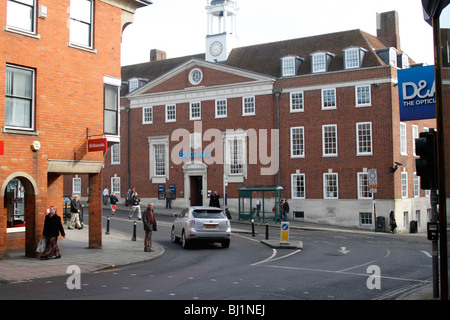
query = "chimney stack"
xmin=150 ymin=49 xmax=167 ymax=62
xmin=377 ymin=11 xmax=401 ymax=50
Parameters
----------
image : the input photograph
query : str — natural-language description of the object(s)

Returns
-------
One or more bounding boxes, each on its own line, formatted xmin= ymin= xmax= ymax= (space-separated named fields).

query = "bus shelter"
xmin=237 ymin=185 xmax=285 ymax=223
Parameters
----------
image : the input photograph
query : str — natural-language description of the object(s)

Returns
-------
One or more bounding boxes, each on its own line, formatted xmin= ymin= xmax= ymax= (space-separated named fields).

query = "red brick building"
xmin=100 ymin=3 xmax=443 ymax=232
xmin=0 ymin=0 xmax=151 ymax=259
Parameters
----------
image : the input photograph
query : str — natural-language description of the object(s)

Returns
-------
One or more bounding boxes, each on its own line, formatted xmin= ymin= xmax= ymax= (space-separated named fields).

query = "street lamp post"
xmin=422 ymin=0 xmax=449 ymax=301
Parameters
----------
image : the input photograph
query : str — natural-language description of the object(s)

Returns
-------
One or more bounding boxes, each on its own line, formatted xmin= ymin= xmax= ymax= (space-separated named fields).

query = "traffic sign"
xmin=368 ymin=168 xmax=378 ymax=193
xmin=280 ymin=222 xmax=290 ymax=243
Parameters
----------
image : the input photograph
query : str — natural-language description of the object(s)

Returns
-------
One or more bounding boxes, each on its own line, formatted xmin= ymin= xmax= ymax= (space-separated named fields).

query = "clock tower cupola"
xmin=205 ymin=0 xmax=239 ymax=62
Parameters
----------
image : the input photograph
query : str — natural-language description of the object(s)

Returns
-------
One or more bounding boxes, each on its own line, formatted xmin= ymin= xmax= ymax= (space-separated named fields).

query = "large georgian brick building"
xmin=98 ymin=2 xmax=445 ymax=232
xmin=0 ymin=0 xmax=151 ymax=258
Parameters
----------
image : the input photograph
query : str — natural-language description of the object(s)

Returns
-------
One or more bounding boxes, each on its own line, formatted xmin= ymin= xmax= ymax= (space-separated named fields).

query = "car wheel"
xmin=221 ymin=239 xmax=230 ymax=248
xmin=171 ymin=227 xmax=179 ymax=243
xmin=181 ymin=230 xmax=190 ymax=249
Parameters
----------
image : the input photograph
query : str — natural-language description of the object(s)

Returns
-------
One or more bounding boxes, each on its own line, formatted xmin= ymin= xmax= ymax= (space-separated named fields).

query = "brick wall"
xmin=1 ymin=0 xmax=123 ymax=256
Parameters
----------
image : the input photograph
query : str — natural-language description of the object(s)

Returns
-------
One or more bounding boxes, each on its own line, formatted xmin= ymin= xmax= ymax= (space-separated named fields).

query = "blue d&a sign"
xmin=398 ymin=65 xmax=436 ymax=121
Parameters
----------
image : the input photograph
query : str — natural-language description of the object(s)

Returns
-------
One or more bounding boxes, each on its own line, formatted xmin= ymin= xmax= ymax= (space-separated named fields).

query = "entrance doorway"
xmin=190 ymin=176 xmax=203 ymax=206
xmin=5 ymin=178 xmax=25 ymax=229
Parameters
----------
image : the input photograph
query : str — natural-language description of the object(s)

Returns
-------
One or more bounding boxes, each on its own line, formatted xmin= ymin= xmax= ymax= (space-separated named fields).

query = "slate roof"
xmin=121 ymin=53 xmax=205 ymax=95
xmin=121 ymin=29 xmax=397 ymax=95
xmin=225 ymin=29 xmax=388 ymax=77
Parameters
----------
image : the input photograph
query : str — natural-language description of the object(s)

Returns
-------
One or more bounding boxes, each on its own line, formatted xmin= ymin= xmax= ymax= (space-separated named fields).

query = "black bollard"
xmin=105 ymin=217 xmax=110 ymax=235
xmin=265 ymin=222 xmax=269 ymax=240
xmin=132 ymin=221 xmax=137 ymax=241
xmin=251 ymin=219 xmax=255 ymax=237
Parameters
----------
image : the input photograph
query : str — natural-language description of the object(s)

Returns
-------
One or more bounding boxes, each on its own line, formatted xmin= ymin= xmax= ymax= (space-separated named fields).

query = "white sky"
xmin=121 ymin=0 xmax=439 ymax=67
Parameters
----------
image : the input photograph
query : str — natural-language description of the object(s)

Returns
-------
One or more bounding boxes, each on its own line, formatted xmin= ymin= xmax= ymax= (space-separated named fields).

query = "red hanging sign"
xmin=0 ymin=141 xmax=4 ymax=155
xmin=88 ymin=138 xmax=107 ymax=152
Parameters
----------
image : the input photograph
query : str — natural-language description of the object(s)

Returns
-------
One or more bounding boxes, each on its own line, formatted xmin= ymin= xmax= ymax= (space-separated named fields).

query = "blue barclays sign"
xmin=398 ymin=65 xmax=436 ymax=121
xmin=179 ymin=151 xmax=212 ymax=159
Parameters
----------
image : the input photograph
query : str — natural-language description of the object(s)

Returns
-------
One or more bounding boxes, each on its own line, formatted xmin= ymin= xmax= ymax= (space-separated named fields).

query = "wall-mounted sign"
xmin=398 ymin=65 xmax=436 ymax=121
xmin=88 ymin=138 xmax=107 ymax=152
xmin=0 ymin=141 xmax=3 ymax=155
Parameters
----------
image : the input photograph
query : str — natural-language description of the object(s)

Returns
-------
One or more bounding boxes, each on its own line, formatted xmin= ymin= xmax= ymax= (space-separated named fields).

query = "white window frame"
xmin=111 ymin=176 xmax=120 ymax=197
xmin=321 ymin=88 xmax=336 ymax=109
xmin=355 ymin=85 xmax=371 ymax=107
xmin=111 ymin=143 xmax=120 ymax=165
xmin=72 ymin=176 xmax=82 ymax=195
xmin=389 ymin=48 xmax=398 ymax=67
xmin=414 ymin=172 xmax=420 ymax=198
xmin=215 ymin=99 xmax=227 ymax=118
xmin=312 ymin=53 xmax=326 ymax=73
xmin=323 ymin=172 xmax=338 ymax=199
xmin=344 ymin=48 xmax=360 ymax=69
xmin=357 ymin=172 xmax=372 ymax=199
xmin=143 ymin=106 xmax=153 ymax=124
xmin=290 ymin=92 xmax=304 ymax=112
xmin=69 ymin=0 xmax=94 ymax=49
xmin=359 ymin=212 xmax=373 ymax=227
xmin=165 ymin=104 xmax=176 ymax=123
xmin=412 ymin=125 xmax=418 ymax=156
xmin=281 ymin=57 xmax=296 ymax=76
xmin=356 ymin=122 xmax=372 ymax=156
xmin=148 ymin=136 xmax=169 ymax=183
xmin=190 ymin=102 xmax=201 ymax=120
xmin=401 ymin=171 xmax=408 ymax=198
xmin=322 ymin=124 xmax=337 ymax=157
xmin=291 ymin=173 xmax=305 ymax=199
xmin=6 ymin=0 xmax=37 ymax=34
xmin=224 ymin=131 xmax=246 ymax=182
xmin=5 ymin=64 xmax=36 ymax=131
xmin=290 ymin=127 xmax=305 ymax=158
xmin=400 ymin=122 xmax=407 ymax=155
xmin=242 ymin=96 xmax=255 ymax=116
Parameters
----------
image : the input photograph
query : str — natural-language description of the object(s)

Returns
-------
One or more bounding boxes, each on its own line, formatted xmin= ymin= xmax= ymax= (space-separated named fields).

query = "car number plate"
xmin=204 ymin=224 xmax=218 ymax=229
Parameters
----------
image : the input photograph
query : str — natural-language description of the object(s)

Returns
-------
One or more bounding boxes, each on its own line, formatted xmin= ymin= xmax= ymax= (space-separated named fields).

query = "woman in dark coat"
xmin=40 ymin=206 xmax=65 ymax=260
xmin=389 ymin=210 xmax=397 ymax=234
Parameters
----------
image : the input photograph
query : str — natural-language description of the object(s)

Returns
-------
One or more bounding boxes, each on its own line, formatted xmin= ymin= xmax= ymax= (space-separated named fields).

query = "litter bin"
xmin=410 ymin=220 xmax=418 ymax=233
xmin=376 ymin=216 xmax=385 ymax=232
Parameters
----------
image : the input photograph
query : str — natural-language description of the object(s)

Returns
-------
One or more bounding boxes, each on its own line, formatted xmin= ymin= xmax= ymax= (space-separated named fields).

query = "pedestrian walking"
xmin=165 ymin=187 xmax=173 ymax=209
xmin=126 ymin=188 xmax=133 ymax=207
xmin=129 ymin=191 xmax=142 ymax=220
xmin=142 ymin=203 xmax=157 ymax=252
xmin=103 ymin=186 xmax=109 ymax=205
xmin=110 ymin=192 xmax=118 ymax=216
xmin=389 ymin=210 xmax=397 ymax=234
xmin=68 ymin=195 xmax=82 ymax=229
xmin=209 ymin=190 xmax=220 ymax=208
xmin=256 ymin=199 xmax=261 ymax=220
xmin=283 ymin=199 xmax=290 ymax=222
xmin=40 ymin=206 xmax=65 ymax=260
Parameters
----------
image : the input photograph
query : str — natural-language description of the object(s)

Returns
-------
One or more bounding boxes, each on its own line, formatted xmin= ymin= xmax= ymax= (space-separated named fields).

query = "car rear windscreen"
xmin=192 ymin=210 xmax=225 ymax=219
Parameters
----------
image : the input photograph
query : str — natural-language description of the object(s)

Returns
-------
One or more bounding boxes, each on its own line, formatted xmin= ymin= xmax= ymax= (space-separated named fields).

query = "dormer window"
xmin=376 ymin=47 xmax=398 ymax=67
xmin=310 ymin=51 xmax=335 ymax=73
xmin=280 ymin=55 xmax=304 ymax=77
xmin=128 ymin=77 xmax=148 ymax=93
xmin=397 ymin=53 xmax=409 ymax=69
xmin=343 ymin=47 xmax=368 ymax=69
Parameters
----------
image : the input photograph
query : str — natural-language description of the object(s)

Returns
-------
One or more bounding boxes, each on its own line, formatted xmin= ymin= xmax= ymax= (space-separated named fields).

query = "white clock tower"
xmin=205 ymin=0 xmax=239 ymax=62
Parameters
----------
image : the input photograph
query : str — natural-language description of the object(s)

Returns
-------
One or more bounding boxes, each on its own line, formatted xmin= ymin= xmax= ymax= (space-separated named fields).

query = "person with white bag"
xmin=39 ymin=206 xmax=65 ymax=260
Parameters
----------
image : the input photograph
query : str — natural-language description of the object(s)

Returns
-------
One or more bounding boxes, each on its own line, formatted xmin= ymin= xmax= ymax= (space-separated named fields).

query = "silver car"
xmin=171 ymin=206 xmax=231 ymax=249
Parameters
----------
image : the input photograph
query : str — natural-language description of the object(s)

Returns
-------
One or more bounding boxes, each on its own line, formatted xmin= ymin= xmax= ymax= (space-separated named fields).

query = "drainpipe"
xmin=273 ymin=89 xmax=282 ymax=187
xmin=125 ymin=105 xmax=130 ymax=190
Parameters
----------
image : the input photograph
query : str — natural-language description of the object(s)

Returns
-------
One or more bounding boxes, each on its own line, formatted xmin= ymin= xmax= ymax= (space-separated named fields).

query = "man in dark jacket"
xmin=40 ymin=206 xmax=65 ymax=260
xmin=142 ymin=203 xmax=157 ymax=252
xmin=68 ymin=195 xmax=82 ymax=229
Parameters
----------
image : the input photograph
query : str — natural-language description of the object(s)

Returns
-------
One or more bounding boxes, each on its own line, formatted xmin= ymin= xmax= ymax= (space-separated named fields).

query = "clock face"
xmin=210 ymin=41 xmax=223 ymax=57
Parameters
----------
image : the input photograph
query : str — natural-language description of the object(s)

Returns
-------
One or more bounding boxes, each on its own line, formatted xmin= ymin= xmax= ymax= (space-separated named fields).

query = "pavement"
xmin=0 ymin=203 xmax=443 ymax=300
